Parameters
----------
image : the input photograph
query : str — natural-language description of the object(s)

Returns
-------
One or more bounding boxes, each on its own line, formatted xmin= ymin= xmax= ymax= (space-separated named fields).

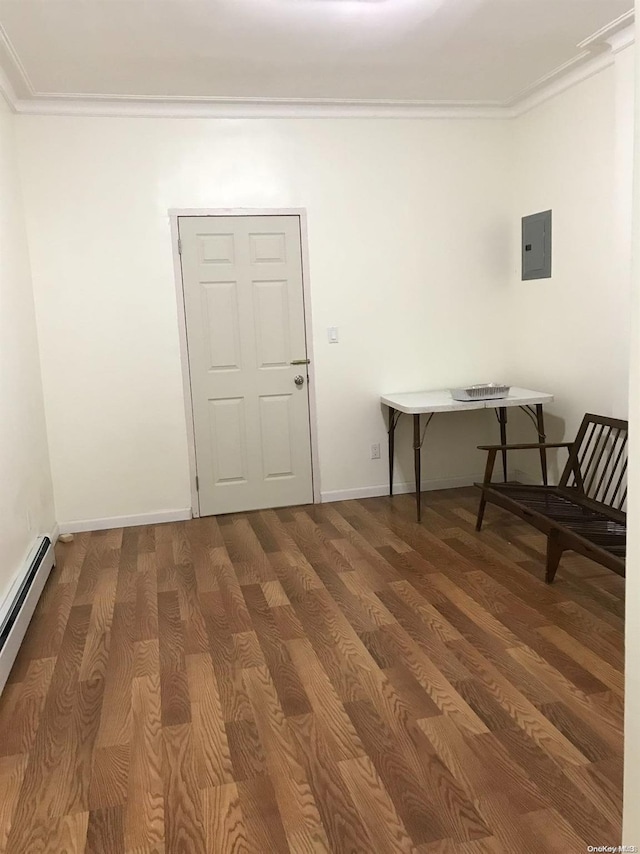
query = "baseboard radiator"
xmin=0 ymin=536 xmax=55 ymax=695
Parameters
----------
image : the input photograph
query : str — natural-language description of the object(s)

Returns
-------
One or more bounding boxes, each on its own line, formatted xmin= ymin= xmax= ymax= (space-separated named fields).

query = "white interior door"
xmin=179 ymin=215 xmax=313 ymax=515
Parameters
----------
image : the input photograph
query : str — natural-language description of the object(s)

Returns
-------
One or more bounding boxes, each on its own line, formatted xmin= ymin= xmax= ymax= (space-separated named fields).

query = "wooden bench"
xmin=475 ymin=413 xmax=627 ymax=583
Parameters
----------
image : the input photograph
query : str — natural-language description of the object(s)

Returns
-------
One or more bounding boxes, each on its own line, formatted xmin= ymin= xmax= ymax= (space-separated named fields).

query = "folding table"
xmin=380 ymin=387 xmax=554 ymax=521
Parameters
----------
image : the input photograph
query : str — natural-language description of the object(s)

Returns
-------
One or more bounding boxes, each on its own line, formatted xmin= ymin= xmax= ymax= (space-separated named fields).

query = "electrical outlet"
xmin=370 ymin=443 xmax=381 ymax=460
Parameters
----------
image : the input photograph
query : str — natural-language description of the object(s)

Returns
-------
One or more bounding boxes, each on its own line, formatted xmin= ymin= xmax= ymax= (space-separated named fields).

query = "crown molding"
xmin=507 ymin=17 xmax=634 ymax=116
xmin=0 ymin=63 xmax=17 ymax=111
xmin=577 ymin=9 xmax=634 ymax=50
xmin=0 ymin=11 xmax=633 ymax=120
xmin=9 ymin=95 xmax=509 ymax=120
xmin=510 ymin=36 xmax=625 ymax=117
xmin=0 ymin=21 xmax=34 ymax=98
xmin=505 ymin=49 xmax=592 ymax=107
xmin=606 ymin=22 xmax=636 ymax=54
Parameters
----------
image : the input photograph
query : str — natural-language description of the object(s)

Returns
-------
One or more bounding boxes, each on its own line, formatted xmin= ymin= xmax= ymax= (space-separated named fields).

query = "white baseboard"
xmin=58 ymin=508 xmax=192 ymax=534
xmin=50 ymin=523 xmax=60 ymax=546
xmin=320 ymin=473 xmax=491 ymax=504
xmin=513 ymin=468 xmax=542 ymax=485
xmin=55 ymin=470 xmax=536 ymax=531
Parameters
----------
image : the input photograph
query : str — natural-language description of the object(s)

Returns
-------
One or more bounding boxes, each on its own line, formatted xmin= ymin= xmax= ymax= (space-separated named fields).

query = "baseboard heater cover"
xmin=0 ymin=536 xmax=55 ymax=695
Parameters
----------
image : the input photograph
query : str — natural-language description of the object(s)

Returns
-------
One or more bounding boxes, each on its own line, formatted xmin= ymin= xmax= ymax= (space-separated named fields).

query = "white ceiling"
xmin=0 ymin=0 xmax=633 ymax=111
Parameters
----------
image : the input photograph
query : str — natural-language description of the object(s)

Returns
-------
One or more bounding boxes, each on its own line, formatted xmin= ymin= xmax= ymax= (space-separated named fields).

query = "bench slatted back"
xmin=559 ymin=413 xmax=628 ymax=517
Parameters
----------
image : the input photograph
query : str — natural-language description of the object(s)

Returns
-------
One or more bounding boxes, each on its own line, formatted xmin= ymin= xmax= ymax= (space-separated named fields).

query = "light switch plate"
xmin=328 ymin=327 xmax=339 ymax=343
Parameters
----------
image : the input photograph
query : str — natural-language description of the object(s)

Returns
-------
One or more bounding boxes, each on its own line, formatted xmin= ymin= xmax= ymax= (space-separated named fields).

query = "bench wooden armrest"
xmin=477 ymin=442 xmax=573 ymax=451
xmin=478 ymin=442 xmax=573 ymax=486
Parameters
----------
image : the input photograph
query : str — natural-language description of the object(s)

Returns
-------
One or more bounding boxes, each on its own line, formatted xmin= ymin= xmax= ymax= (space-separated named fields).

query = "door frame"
xmin=169 ymin=207 xmax=321 ymax=517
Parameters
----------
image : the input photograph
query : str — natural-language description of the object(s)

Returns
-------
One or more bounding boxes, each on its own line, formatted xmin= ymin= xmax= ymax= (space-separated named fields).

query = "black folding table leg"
xmin=413 ymin=414 xmax=421 ymax=521
xmin=388 ymin=407 xmax=396 ymax=496
xmin=536 ymin=403 xmax=548 ymax=486
xmin=499 ymin=407 xmax=508 ymax=482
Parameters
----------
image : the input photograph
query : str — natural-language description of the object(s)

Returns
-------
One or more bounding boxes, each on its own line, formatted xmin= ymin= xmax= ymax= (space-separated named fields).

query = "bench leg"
xmin=476 ymin=493 xmax=487 ymax=531
xmin=545 ymin=530 xmax=564 ymax=584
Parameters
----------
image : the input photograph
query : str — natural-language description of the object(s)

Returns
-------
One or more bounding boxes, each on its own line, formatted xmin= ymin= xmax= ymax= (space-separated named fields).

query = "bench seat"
xmin=475 ymin=414 xmax=627 ymax=583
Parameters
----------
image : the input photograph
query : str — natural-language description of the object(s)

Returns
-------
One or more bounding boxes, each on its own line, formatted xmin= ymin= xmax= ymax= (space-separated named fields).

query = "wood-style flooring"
xmin=0 ymin=488 xmax=624 ymax=853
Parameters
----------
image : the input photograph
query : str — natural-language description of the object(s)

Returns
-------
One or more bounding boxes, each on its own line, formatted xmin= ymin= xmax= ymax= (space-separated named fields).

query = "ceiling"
xmin=0 ymin=0 xmax=633 ymax=114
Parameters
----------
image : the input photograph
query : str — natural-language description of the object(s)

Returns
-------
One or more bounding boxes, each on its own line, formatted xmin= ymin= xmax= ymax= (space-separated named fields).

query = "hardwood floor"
xmin=0 ymin=488 xmax=624 ymax=853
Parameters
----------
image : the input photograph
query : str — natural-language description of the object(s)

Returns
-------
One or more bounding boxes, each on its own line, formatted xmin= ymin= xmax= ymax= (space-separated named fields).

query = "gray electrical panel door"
xmin=522 ymin=210 xmax=552 ymax=280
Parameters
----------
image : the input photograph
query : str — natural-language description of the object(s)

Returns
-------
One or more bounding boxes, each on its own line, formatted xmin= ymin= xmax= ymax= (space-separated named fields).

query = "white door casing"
xmin=179 ymin=215 xmax=314 ymax=515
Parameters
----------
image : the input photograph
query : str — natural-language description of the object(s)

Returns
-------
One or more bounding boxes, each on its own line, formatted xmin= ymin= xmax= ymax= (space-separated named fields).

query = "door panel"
xmin=209 ymin=397 xmax=247 ymax=485
xmin=253 ymin=280 xmax=290 ymax=368
xmin=250 ymin=231 xmax=287 ymax=263
xmin=259 ymin=394 xmax=295 ymax=479
xmin=201 ymin=282 xmax=241 ymax=371
xmin=180 ymin=215 xmax=313 ymax=515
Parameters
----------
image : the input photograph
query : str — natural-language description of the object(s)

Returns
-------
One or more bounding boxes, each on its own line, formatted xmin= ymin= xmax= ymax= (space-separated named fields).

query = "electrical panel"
xmin=522 ymin=210 xmax=552 ymax=280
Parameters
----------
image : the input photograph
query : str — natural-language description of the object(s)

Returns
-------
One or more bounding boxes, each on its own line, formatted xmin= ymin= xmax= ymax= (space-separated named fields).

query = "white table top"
xmin=380 ymin=387 xmax=553 ymax=414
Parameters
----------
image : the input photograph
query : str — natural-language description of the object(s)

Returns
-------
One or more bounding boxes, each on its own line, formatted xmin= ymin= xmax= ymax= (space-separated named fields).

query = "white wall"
xmin=624 ymin=10 xmax=639 ymax=846
xmin=17 ymin=116 xmax=513 ymax=526
xmin=507 ymin=50 xmax=634 ymax=481
xmin=0 ymin=96 xmax=55 ymax=601
xmin=613 ymin=44 xmax=636 ymax=417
